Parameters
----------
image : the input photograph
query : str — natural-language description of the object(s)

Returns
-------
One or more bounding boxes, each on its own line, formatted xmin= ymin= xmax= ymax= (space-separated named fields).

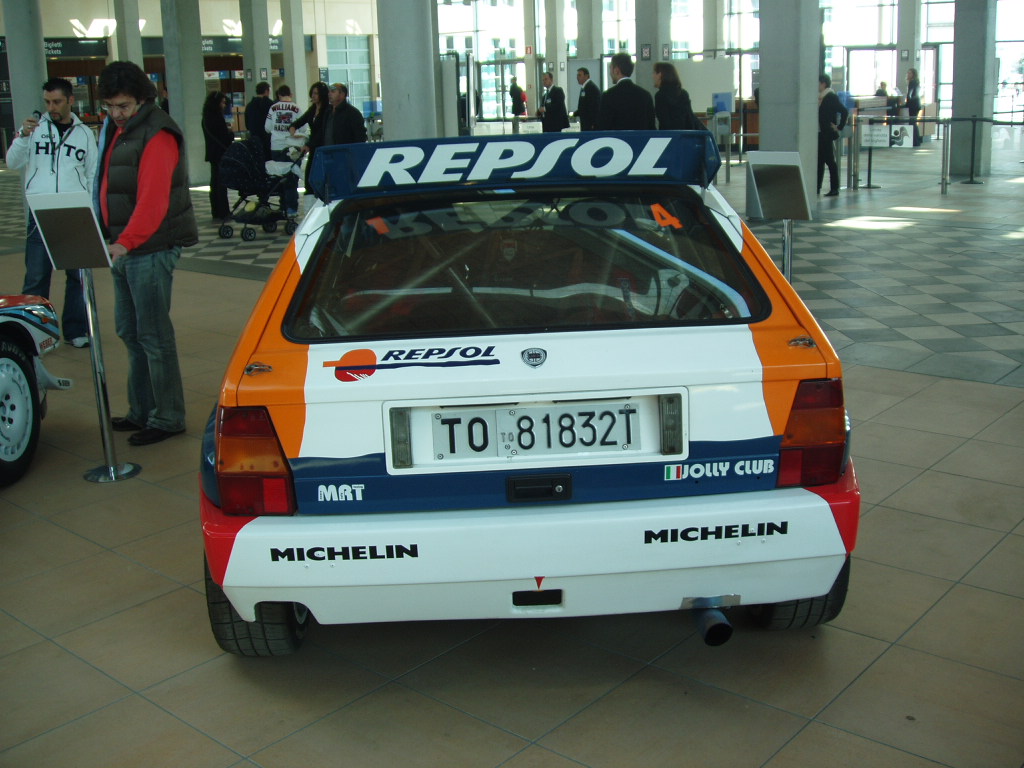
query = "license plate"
xmin=430 ymin=400 xmax=640 ymax=460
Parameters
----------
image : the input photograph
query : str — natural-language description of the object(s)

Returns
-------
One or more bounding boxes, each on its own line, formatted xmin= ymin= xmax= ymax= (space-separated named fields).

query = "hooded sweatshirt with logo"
xmin=6 ymin=112 xmax=98 ymax=195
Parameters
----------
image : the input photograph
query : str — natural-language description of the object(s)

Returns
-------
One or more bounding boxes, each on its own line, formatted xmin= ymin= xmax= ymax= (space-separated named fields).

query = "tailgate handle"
xmin=507 ymin=474 xmax=572 ymax=503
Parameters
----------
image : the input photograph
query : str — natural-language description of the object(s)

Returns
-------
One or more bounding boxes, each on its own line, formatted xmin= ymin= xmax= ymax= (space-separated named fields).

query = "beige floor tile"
xmin=0 ymin=551 xmax=179 ymax=636
xmin=828 ymin=558 xmax=952 ymax=642
xmin=856 ymin=507 xmax=1004 ymax=580
xmin=764 ymin=722 xmax=958 ymax=768
xmin=551 ymin=609 xmax=697 ymax=662
xmin=842 ymin=366 xmax=938 ymax=398
xmin=0 ymin=612 xmax=43 ymax=658
xmin=0 ymin=641 xmax=129 ymax=750
xmin=399 ymin=621 xmax=644 ymax=739
xmin=0 ymin=498 xmax=34 ymax=532
xmin=500 ymin=746 xmax=593 ymax=768
xmin=115 ymin=521 xmax=205 ymax=584
xmin=308 ymin=618 xmax=498 ymax=679
xmin=845 ymin=387 xmax=906 ymax=422
xmin=0 ymin=516 xmax=101 ymax=584
xmin=656 ymin=624 xmax=887 ymax=717
xmin=933 ymin=440 xmax=1024 ymax=487
xmin=155 ymin=469 xmax=202 ymax=501
xmin=57 ymin=588 xmax=223 ymax=689
xmin=49 ymin=481 xmax=195 ymax=548
xmin=118 ymin=434 xmax=204 ymax=483
xmin=0 ymin=446 xmax=135 ymax=515
xmin=975 ymin=402 xmax=1024 ymax=447
xmin=539 ymin=666 xmax=805 ymax=768
xmin=0 ymin=696 xmax=238 ymax=768
xmin=843 ymin=456 xmax=922 ymax=506
xmin=821 ymin=646 xmax=1024 ymax=768
xmin=899 ymin=584 xmax=1024 ymax=677
xmin=252 ymin=683 xmax=527 ymax=768
xmin=871 ymin=379 xmax=1024 ymax=438
xmin=851 ymin=423 xmax=964 ymax=469
xmin=964 ymin=533 xmax=1024 ymax=598
xmin=882 ymin=470 xmax=1023 ymax=531
xmin=145 ymin=646 xmax=386 ymax=754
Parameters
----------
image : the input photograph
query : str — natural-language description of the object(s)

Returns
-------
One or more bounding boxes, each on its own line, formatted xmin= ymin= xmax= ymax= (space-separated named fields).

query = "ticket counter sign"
xmin=862 ymin=124 xmax=890 ymax=148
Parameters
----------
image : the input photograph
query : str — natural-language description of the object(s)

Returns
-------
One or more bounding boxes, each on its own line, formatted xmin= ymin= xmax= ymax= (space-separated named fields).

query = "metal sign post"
xmin=745 ymin=151 xmax=812 ymax=283
xmin=25 ymin=192 xmax=141 ymax=483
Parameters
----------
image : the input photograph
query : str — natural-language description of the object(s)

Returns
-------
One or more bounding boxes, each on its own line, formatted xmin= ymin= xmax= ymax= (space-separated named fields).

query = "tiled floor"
xmin=0 ymin=132 xmax=1022 ymax=768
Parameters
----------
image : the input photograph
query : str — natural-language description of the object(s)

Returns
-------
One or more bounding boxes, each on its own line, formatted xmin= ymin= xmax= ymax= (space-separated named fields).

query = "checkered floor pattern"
xmin=2 ymin=130 xmax=1022 ymax=386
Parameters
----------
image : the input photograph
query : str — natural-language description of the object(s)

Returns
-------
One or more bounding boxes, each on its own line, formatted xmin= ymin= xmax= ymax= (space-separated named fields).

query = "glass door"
xmin=477 ymin=60 xmax=525 ymax=120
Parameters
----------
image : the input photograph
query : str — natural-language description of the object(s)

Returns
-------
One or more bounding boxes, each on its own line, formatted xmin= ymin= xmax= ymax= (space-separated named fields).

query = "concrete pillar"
xmin=950 ymin=0 xmax=996 ymax=176
xmin=757 ymin=0 xmax=820 ymax=207
xmin=160 ymin=0 xmax=207 ymax=184
xmin=634 ymin=0 xmax=671 ymax=93
xmin=575 ymin=0 xmax=604 ymax=60
xmin=895 ymin=0 xmax=920 ymax=87
xmin=241 ymin=0 xmax=272 ymax=101
xmin=523 ymin=0 xmax=539 ymax=114
xmin=280 ymin=0 xmax=308 ymax=104
xmin=377 ymin=0 xmax=441 ymax=140
xmin=2 ymin=0 xmax=47 ymax=140
xmin=703 ymin=0 xmax=724 ymax=53
xmin=111 ymin=0 xmax=144 ymax=64
xmin=544 ymin=0 xmax=567 ymax=88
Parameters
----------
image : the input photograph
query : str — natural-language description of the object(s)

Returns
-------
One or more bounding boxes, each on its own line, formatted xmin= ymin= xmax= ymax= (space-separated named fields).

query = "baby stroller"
xmin=218 ymin=136 xmax=303 ymax=240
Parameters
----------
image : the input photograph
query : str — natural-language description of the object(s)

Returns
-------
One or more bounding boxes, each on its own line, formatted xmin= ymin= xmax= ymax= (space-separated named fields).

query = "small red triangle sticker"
xmin=534 ymin=576 xmax=545 ymax=590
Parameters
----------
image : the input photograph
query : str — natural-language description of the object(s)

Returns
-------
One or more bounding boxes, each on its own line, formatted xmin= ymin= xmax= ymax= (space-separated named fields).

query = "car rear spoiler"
xmin=309 ymin=130 xmax=722 ymax=203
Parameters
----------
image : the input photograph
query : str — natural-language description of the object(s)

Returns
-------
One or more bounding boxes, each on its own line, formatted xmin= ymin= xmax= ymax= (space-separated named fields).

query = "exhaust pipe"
xmin=695 ymin=607 xmax=733 ymax=646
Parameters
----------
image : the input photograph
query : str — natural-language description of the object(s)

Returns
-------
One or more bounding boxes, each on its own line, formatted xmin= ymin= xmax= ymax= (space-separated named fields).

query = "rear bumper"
xmin=203 ymin=467 xmax=858 ymax=624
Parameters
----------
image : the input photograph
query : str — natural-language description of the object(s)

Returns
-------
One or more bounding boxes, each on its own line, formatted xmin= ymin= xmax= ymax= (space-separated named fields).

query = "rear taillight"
xmin=216 ymin=406 xmax=296 ymax=515
xmin=777 ymin=379 xmax=848 ymax=487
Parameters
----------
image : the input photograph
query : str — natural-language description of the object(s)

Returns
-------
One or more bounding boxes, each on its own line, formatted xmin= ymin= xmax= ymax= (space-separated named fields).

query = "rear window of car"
xmin=284 ymin=187 xmax=768 ymax=341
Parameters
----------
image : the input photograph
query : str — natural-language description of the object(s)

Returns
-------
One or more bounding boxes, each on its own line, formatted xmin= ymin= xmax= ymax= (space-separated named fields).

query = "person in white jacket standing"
xmin=6 ymin=77 xmax=98 ymax=347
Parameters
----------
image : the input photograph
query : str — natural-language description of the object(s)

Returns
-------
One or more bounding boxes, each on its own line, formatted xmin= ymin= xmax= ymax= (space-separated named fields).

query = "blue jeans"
xmin=270 ymin=149 xmax=299 ymax=213
xmin=23 ymin=219 xmax=89 ymax=339
xmin=111 ymin=247 xmax=185 ymax=431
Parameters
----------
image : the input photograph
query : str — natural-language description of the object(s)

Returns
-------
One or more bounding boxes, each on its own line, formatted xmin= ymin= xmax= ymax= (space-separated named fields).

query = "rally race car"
xmin=201 ymin=131 xmax=859 ymax=656
xmin=0 ymin=295 xmax=69 ymax=486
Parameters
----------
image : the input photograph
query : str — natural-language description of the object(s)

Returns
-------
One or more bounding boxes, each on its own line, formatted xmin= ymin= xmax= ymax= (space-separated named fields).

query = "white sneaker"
xmin=69 ymin=336 xmax=90 ymax=348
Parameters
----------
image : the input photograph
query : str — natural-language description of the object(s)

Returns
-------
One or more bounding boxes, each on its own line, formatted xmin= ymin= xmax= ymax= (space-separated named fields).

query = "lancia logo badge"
xmin=521 ymin=348 xmax=547 ymax=368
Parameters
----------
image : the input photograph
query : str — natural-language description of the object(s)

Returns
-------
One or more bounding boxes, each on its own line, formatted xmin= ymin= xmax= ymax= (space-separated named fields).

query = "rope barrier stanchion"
xmin=941 ymin=120 xmax=951 ymax=195
xmin=864 ymin=116 xmax=881 ymax=189
xmin=962 ymin=115 xmax=984 ymax=185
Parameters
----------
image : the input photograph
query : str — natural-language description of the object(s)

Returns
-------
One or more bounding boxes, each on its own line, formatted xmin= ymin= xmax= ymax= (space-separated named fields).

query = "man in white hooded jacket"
xmin=6 ymin=77 xmax=98 ymax=347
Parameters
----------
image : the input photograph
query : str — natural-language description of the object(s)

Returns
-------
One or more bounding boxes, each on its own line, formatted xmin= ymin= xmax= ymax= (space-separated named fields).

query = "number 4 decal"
xmin=651 ymin=203 xmax=683 ymax=229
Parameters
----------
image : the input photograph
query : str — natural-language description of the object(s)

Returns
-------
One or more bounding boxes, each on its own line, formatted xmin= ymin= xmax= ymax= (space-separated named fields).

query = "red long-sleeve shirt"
xmin=100 ymin=128 xmax=179 ymax=253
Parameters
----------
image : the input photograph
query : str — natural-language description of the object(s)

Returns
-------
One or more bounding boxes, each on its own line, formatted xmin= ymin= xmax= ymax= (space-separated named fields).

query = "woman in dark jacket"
xmin=291 ymin=82 xmax=329 ymax=194
xmin=202 ymin=91 xmax=235 ymax=221
xmin=653 ymin=61 xmax=704 ymax=131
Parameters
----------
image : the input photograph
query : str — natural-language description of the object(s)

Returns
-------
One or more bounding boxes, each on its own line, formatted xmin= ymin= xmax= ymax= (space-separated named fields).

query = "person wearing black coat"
xmin=905 ymin=68 xmax=922 ymax=147
xmin=597 ymin=53 xmax=655 ymax=131
xmin=291 ymin=82 xmax=329 ymax=194
xmin=202 ymin=90 xmax=235 ymax=221
xmin=538 ymin=72 xmax=570 ymax=133
xmin=653 ymin=61 xmax=704 ymax=131
xmin=817 ymin=74 xmax=849 ymax=196
xmin=574 ymin=67 xmax=601 ymax=131
xmin=322 ymin=83 xmax=368 ymax=147
xmin=244 ymin=81 xmax=273 ymax=156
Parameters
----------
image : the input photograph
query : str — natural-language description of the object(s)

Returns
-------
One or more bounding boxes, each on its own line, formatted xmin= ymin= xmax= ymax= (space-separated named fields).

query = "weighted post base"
xmin=84 ymin=462 xmax=142 ymax=484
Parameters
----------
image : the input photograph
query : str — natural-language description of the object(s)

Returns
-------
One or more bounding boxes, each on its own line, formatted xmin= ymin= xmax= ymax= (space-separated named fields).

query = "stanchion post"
xmin=782 ymin=218 xmax=794 ymax=283
xmin=725 ymin=134 xmax=732 ymax=184
xmin=81 ymin=268 xmax=141 ymax=483
xmin=941 ymin=120 xmax=951 ymax=195
xmin=962 ymin=115 xmax=984 ymax=185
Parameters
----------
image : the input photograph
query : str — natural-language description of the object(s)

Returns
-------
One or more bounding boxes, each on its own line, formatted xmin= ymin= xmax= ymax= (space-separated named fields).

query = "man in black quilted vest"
xmin=96 ymin=61 xmax=198 ymax=446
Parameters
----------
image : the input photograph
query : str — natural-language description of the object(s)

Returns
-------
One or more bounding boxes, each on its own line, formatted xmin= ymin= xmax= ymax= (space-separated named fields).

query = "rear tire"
xmin=751 ymin=557 xmax=850 ymax=630
xmin=204 ymin=557 xmax=308 ymax=656
xmin=284 ymin=220 xmax=298 ymax=235
xmin=241 ymin=227 xmax=257 ymax=242
xmin=262 ymin=221 xmax=278 ymax=233
xmin=218 ymin=223 xmax=234 ymax=239
xmin=0 ymin=339 xmax=41 ymax=487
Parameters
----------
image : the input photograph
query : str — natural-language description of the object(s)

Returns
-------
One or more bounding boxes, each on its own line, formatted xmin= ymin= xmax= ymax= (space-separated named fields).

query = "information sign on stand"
xmin=745 ymin=152 xmax=812 ymax=282
xmin=26 ymin=192 xmax=142 ymax=484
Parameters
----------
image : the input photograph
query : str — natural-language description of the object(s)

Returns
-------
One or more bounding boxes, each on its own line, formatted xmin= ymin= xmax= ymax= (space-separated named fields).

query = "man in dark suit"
xmin=538 ymin=72 xmax=569 ymax=133
xmin=597 ymin=53 xmax=655 ymax=130
xmin=244 ymin=81 xmax=273 ymax=155
xmin=574 ymin=67 xmax=601 ymax=130
xmin=323 ymin=83 xmax=368 ymax=146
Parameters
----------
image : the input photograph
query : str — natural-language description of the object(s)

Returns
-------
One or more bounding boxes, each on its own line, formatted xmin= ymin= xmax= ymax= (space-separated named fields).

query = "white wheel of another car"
xmin=0 ymin=339 xmax=41 ymax=487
